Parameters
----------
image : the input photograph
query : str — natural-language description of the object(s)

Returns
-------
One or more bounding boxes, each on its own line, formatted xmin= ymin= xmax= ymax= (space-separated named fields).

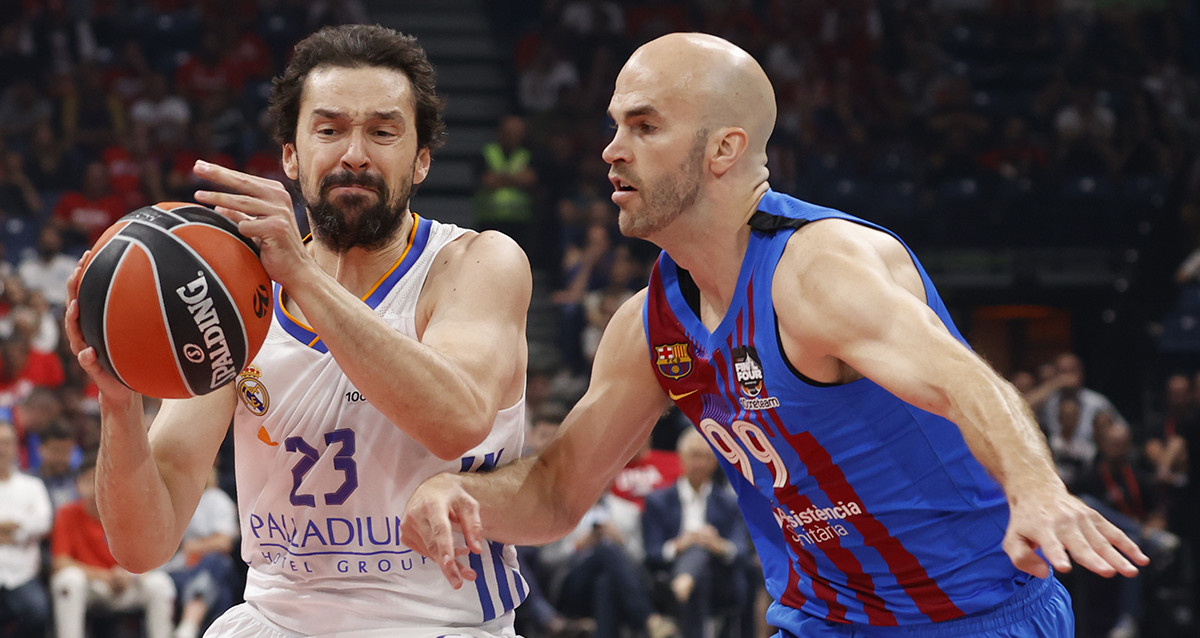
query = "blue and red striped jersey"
xmin=642 ymin=189 xmax=1029 ymax=630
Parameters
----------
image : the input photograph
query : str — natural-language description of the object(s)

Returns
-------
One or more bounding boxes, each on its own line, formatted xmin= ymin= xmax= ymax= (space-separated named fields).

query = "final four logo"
xmin=733 ymin=345 xmax=779 ymax=410
xmin=732 ymin=346 xmax=764 ymax=397
xmin=655 ymin=343 xmax=693 ymax=380
xmin=237 ymin=365 xmax=270 ymax=417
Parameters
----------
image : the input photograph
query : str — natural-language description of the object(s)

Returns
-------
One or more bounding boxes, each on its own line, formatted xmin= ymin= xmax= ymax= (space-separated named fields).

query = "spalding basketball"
xmin=76 ymin=202 xmax=272 ymax=399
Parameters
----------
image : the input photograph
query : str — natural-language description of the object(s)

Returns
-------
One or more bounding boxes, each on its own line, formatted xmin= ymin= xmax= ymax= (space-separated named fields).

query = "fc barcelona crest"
xmin=655 ymin=343 xmax=693 ymax=380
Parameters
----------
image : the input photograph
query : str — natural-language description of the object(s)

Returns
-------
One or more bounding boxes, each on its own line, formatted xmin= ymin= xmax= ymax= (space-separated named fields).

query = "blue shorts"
xmin=779 ymin=576 xmax=1073 ymax=637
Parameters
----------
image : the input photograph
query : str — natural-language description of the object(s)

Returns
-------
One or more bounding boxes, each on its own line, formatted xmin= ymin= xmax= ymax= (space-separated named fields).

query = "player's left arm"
xmin=774 ymin=220 xmax=1148 ymax=579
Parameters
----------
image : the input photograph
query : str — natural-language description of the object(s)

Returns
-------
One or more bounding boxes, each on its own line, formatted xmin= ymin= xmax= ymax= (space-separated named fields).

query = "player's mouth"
xmin=610 ymin=175 xmax=637 ymax=205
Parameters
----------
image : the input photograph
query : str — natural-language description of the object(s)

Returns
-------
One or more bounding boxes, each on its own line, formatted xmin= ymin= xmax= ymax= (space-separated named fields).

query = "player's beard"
xmin=303 ymin=169 xmax=414 ymax=253
xmin=618 ymin=131 xmax=706 ymax=239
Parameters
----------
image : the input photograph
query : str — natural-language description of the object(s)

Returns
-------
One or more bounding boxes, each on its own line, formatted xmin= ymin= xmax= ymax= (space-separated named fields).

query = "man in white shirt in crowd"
xmin=0 ymin=420 xmax=54 ymax=637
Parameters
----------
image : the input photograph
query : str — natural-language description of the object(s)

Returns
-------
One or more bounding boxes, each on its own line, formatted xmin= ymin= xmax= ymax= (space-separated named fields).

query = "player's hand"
xmin=1002 ymin=487 xmax=1148 ymax=579
xmin=64 ymin=253 xmax=134 ymax=403
xmin=192 ymin=160 xmax=313 ymax=290
xmin=401 ymin=472 xmax=485 ymax=589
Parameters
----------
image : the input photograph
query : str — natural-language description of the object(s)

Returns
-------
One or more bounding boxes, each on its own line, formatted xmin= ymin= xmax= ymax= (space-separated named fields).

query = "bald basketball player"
xmin=402 ymin=33 xmax=1146 ymax=636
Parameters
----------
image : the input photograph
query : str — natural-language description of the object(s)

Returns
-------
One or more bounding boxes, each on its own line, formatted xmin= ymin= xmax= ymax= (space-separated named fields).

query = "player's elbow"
xmin=423 ymin=416 xmax=492 ymax=461
xmin=109 ymin=542 xmax=173 ymax=574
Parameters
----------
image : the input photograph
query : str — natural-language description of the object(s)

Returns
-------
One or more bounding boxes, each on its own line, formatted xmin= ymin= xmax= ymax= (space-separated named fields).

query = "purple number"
xmin=284 ymin=429 xmax=359 ymax=507
xmin=284 ymin=436 xmax=319 ymax=507
xmin=323 ymin=429 xmax=358 ymax=505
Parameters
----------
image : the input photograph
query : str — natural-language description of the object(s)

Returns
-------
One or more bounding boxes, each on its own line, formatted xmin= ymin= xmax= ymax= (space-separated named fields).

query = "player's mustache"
xmin=320 ymin=171 xmax=386 ymax=193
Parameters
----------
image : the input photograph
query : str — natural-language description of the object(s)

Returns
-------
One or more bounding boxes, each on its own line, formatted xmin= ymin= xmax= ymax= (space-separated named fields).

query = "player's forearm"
xmin=284 ymin=270 xmax=499 ymax=458
xmin=457 ymin=456 xmax=583 ymax=546
xmin=95 ymin=396 xmax=184 ymax=571
xmin=947 ymin=368 xmax=1066 ymax=500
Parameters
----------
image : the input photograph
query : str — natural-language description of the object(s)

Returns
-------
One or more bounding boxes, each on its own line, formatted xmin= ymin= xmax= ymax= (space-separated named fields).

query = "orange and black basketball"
xmin=76 ymin=202 xmax=273 ymax=399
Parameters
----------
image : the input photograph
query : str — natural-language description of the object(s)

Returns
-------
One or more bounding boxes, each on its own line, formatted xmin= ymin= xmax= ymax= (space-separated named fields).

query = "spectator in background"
xmin=1077 ymin=421 xmax=1178 ymax=638
xmin=0 ymin=334 xmax=66 ymax=396
xmin=129 ymin=73 xmax=191 ymax=150
xmin=34 ymin=420 xmax=80 ymax=513
xmin=474 ymin=114 xmax=539 ymax=255
xmin=0 ymin=420 xmax=53 ymax=638
xmin=610 ymin=430 xmax=681 ymax=510
xmin=581 ymin=244 xmax=640 ymax=363
xmin=9 ymin=387 xmax=63 ymax=469
xmin=18 ymin=225 xmax=78 ymax=312
xmin=103 ymin=39 xmax=153 ymax=107
xmin=1047 ymin=394 xmax=1096 ymax=492
xmin=1143 ymin=373 xmax=1192 ymax=487
xmin=51 ymin=160 xmax=126 ymax=252
xmin=59 ymin=61 xmax=127 ymax=158
xmin=642 ymin=429 xmax=749 ymax=638
xmin=23 ymin=119 xmax=82 ymax=198
xmin=101 ymin=123 xmax=166 ymax=210
xmin=537 ymin=478 xmax=659 ymax=638
xmin=0 ymin=79 xmax=52 ymax=146
xmin=165 ymin=120 xmax=237 ymax=201
xmin=174 ymin=30 xmax=245 ymax=106
xmin=518 ymin=40 xmax=581 ymax=116
xmin=552 ymin=220 xmax=617 ymax=373
xmin=0 ymin=148 xmax=44 ymax=220
xmin=50 ymin=455 xmax=175 ymax=638
xmin=1037 ymin=352 xmax=1125 ymax=444
xmin=164 ymin=464 xmax=238 ymax=638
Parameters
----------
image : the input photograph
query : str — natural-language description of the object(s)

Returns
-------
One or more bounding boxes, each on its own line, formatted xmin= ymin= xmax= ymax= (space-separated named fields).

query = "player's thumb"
xmin=1003 ymin=534 xmax=1051 ymax=579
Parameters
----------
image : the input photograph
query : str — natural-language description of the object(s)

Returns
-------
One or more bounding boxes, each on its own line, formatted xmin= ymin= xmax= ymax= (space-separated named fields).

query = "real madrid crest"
xmin=655 ymin=342 xmax=693 ymax=380
xmin=236 ymin=365 xmax=270 ymax=416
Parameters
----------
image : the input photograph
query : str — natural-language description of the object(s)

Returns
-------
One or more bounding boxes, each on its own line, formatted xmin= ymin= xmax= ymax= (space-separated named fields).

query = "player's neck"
xmin=660 ymin=187 xmax=764 ymax=320
xmin=309 ymin=212 xmax=416 ymax=298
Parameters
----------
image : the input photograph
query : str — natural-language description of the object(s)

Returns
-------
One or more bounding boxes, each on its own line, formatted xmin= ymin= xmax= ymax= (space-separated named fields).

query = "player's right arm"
xmin=401 ymin=289 xmax=669 ymax=587
xmin=65 ymin=258 xmax=234 ymax=573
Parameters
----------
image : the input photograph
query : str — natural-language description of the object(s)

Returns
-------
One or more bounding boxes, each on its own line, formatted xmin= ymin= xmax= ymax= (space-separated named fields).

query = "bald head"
xmin=621 ymin=33 xmax=775 ymax=158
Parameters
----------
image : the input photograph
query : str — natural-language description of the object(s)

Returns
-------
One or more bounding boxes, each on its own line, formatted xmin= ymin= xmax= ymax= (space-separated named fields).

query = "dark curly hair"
xmin=268 ymin=24 xmax=446 ymax=152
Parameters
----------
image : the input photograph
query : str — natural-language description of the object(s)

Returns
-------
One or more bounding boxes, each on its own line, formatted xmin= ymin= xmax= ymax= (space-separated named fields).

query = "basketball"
xmin=75 ymin=202 xmax=273 ymax=399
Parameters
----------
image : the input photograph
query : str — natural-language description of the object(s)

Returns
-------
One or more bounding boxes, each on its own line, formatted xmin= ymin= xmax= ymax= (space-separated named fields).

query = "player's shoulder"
xmin=779 ymin=216 xmax=886 ymax=271
xmin=439 ymin=228 xmax=530 ymax=275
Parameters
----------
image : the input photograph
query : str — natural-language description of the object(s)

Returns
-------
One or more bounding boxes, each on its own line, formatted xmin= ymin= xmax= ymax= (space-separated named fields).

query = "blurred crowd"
xmin=0 ymin=1 xmax=1198 ymax=638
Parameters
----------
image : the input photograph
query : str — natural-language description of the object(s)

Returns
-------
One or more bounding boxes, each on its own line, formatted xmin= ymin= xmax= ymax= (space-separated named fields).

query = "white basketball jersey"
xmin=231 ymin=214 xmax=526 ymax=635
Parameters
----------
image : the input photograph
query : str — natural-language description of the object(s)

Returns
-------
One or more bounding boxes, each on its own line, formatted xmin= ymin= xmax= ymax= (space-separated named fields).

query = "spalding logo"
xmin=175 ymin=271 xmax=239 ymax=389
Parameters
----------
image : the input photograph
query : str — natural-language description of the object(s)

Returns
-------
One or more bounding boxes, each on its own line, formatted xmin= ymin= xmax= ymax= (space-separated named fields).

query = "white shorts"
xmin=204 ymin=602 xmax=520 ymax=638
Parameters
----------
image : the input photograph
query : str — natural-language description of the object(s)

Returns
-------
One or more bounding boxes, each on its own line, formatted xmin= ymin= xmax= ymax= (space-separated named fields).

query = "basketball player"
xmin=401 ymin=33 xmax=1148 ymax=637
xmin=64 ymin=25 xmax=532 ymax=637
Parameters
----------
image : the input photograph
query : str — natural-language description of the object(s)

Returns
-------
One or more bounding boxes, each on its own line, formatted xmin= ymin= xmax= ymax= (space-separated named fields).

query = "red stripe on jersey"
xmin=765 ymin=410 xmax=964 ymax=623
xmin=747 ymin=407 xmax=898 ymax=626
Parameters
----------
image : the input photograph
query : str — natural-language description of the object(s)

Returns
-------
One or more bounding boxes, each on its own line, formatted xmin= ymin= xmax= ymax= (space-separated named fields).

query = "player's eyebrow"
xmin=311 ymin=108 xmax=404 ymax=122
xmin=609 ymin=104 xmax=661 ymax=121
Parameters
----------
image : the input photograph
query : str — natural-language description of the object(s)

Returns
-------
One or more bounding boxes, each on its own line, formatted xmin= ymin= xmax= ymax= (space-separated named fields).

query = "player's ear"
xmin=710 ymin=127 xmax=748 ymax=177
xmin=412 ymin=147 xmax=431 ymax=185
xmin=282 ymin=143 xmax=299 ymax=181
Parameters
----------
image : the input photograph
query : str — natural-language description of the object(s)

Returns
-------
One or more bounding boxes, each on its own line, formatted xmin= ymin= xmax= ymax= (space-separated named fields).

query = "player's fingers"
xmin=65 ymin=251 xmax=89 ymax=305
xmin=193 ymin=160 xmax=284 ymax=194
xmin=194 ymin=189 xmax=290 ymax=218
xmin=451 ymin=496 xmax=485 ymax=555
xmin=1090 ymin=513 xmax=1150 ymax=567
xmin=1002 ymin=534 xmax=1051 ymax=579
xmin=63 ymin=298 xmax=82 ymax=346
xmin=1076 ymin=516 xmax=1140 ymax=578
xmin=402 ymin=504 xmax=466 ymax=589
xmin=1057 ymin=522 xmax=1115 ymax=577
